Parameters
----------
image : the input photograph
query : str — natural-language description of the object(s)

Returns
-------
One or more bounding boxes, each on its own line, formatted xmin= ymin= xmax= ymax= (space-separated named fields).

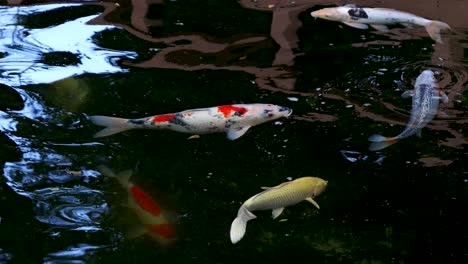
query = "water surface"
xmin=0 ymin=1 xmax=467 ymax=263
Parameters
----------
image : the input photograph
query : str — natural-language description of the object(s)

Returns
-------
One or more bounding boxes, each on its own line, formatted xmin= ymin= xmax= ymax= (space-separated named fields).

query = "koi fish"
xmin=98 ymin=166 xmax=176 ymax=245
xmin=230 ymin=177 xmax=327 ymax=244
xmin=310 ymin=4 xmax=451 ymax=43
xmin=89 ymin=104 xmax=292 ymax=140
xmin=368 ymin=70 xmax=448 ymax=151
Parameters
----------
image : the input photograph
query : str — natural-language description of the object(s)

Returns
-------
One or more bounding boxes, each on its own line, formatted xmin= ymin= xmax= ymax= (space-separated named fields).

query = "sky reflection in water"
xmin=0 ymin=4 xmax=136 ymax=86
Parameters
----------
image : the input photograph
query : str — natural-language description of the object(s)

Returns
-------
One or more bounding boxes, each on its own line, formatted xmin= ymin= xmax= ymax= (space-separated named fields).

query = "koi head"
xmin=293 ymin=177 xmax=328 ymax=197
xmin=310 ymin=177 xmax=328 ymax=197
xmin=311 ymin=7 xmax=345 ymax=22
xmin=234 ymin=104 xmax=291 ymax=126
xmin=257 ymin=104 xmax=292 ymax=119
xmin=415 ymin=70 xmax=437 ymax=88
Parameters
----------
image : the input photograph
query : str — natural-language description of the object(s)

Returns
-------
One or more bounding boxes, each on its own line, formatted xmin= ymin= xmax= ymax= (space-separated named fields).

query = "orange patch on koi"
xmin=217 ymin=105 xmax=248 ymax=118
xmin=145 ymin=223 xmax=175 ymax=238
xmin=130 ymin=185 xmax=162 ymax=216
xmin=151 ymin=114 xmax=176 ymax=123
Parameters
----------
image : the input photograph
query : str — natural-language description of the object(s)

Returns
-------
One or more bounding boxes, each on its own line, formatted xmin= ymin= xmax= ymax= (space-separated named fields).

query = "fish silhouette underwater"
xmin=98 ymin=166 xmax=177 ymax=245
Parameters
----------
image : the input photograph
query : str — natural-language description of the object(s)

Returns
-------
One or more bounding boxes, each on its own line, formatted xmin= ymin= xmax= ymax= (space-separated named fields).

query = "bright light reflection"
xmin=0 ymin=5 xmax=137 ymax=86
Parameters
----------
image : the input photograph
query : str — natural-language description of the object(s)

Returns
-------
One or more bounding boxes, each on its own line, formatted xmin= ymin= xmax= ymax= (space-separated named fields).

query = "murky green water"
xmin=0 ymin=1 xmax=467 ymax=263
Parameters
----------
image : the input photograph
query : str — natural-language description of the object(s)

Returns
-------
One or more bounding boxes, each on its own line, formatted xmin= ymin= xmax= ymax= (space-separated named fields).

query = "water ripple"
xmin=33 ymin=186 xmax=108 ymax=231
xmin=0 ymin=4 xmax=137 ymax=86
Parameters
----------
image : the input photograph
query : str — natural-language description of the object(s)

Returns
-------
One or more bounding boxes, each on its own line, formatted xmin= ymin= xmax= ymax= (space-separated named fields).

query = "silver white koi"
xmin=230 ymin=177 xmax=327 ymax=244
xmin=311 ymin=4 xmax=451 ymax=43
xmin=89 ymin=103 xmax=292 ymax=140
xmin=368 ymin=70 xmax=448 ymax=151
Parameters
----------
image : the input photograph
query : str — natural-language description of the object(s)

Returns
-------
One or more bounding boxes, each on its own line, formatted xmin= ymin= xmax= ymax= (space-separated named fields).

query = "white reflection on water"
xmin=9 ymin=87 xmax=47 ymax=120
xmin=0 ymin=4 xmax=137 ymax=86
xmin=44 ymin=243 xmax=105 ymax=264
xmin=0 ymin=111 xmax=18 ymax=132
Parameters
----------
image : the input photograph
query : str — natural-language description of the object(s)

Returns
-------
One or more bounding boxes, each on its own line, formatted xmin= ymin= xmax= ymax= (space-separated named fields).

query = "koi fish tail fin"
xmin=89 ymin=115 xmax=134 ymax=138
xmin=425 ymin=20 xmax=451 ymax=44
xmin=230 ymin=205 xmax=256 ymax=244
xmin=97 ymin=165 xmax=132 ymax=186
xmin=368 ymin=134 xmax=399 ymax=151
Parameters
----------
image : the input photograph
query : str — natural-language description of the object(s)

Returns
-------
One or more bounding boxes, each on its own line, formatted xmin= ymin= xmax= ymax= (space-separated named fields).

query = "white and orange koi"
xmin=98 ymin=166 xmax=176 ymax=245
xmin=89 ymin=104 xmax=292 ymax=140
xmin=368 ymin=70 xmax=448 ymax=151
xmin=311 ymin=4 xmax=451 ymax=43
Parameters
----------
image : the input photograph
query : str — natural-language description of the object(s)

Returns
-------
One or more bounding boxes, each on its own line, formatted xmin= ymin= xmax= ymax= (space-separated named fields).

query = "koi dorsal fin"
xmin=344 ymin=4 xmax=360 ymax=8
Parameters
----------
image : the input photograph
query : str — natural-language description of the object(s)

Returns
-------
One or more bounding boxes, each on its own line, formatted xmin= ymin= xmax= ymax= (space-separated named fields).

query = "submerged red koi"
xmin=130 ymin=185 xmax=162 ymax=216
xmin=145 ymin=223 xmax=175 ymax=239
xmin=98 ymin=166 xmax=177 ymax=245
xmin=217 ymin=105 xmax=248 ymax=118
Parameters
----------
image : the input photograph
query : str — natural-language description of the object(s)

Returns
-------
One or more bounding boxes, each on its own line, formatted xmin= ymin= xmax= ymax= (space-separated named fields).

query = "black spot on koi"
xmin=232 ymin=111 xmax=245 ymax=117
xmin=348 ymin=8 xmax=368 ymax=19
xmin=129 ymin=119 xmax=145 ymax=125
xmin=168 ymin=115 xmax=192 ymax=130
xmin=224 ymin=120 xmax=238 ymax=128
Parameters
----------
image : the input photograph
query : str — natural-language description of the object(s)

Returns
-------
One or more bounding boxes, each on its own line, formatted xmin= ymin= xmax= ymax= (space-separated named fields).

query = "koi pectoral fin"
xmin=438 ymin=91 xmax=449 ymax=103
xmin=401 ymin=90 xmax=414 ymax=98
xmin=400 ymin=22 xmax=414 ymax=28
xmin=226 ymin=126 xmax=251 ymax=140
xmin=343 ymin=21 xmax=369 ymax=30
xmin=416 ymin=129 xmax=422 ymax=137
xmin=272 ymin=208 xmax=285 ymax=219
xmin=306 ymin=197 xmax=320 ymax=209
xmin=370 ymin=24 xmax=390 ymax=31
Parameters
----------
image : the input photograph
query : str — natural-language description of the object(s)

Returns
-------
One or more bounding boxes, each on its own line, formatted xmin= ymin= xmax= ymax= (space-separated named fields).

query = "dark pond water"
xmin=0 ymin=1 xmax=467 ymax=263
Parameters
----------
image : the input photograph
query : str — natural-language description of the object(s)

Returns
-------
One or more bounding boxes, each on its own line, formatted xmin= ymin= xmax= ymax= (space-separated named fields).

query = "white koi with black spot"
xmin=311 ymin=4 xmax=451 ymax=43
xmin=89 ymin=104 xmax=292 ymax=140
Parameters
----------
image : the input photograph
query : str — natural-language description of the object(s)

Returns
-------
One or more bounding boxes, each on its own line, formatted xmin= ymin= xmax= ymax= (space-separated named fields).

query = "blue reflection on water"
xmin=32 ymin=186 xmax=107 ymax=230
xmin=0 ymin=4 xmax=132 ymax=262
xmin=44 ymin=243 xmax=105 ymax=264
xmin=0 ymin=4 xmax=137 ymax=86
